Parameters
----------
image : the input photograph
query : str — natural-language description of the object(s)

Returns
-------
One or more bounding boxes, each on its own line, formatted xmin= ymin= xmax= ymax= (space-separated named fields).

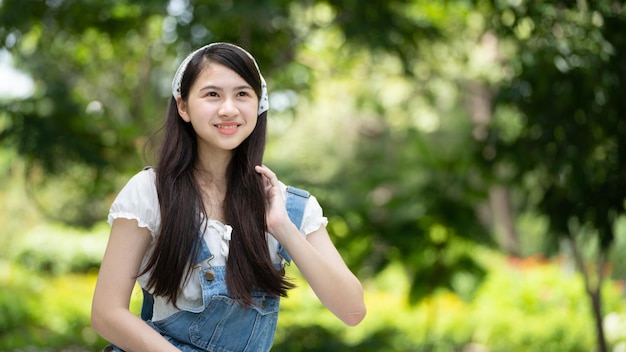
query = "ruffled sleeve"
xmin=107 ymin=168 xmax=160 ymax=237
xmin=300 ymin=194 xmax=328 ymax=235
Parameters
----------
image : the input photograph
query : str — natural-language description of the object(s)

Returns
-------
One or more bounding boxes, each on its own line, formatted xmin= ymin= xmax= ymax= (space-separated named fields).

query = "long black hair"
xmin=141 ymin=44 xmax=293 ymax=307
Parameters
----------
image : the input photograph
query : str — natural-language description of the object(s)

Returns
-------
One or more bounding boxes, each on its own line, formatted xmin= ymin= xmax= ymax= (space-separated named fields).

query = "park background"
xmin=1 ymin=0 xmax=626 ymax=351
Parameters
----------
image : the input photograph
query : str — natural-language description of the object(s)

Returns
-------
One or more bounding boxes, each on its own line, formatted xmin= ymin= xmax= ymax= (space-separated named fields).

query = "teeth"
xmin=217 ymin=125 xmax=237 ymax=128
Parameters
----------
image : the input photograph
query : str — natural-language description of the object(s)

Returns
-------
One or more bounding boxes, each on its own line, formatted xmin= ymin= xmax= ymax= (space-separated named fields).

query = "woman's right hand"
xmin=254 ymin=164 xmax=296 ymax=239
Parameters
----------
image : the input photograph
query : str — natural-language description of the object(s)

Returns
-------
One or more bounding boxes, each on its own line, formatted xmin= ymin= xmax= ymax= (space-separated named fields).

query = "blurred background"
xmin=1 ymin=0 xmax=626 ymax=351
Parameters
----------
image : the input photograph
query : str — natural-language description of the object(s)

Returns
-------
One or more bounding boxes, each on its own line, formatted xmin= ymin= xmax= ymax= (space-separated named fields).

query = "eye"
xmin=237 ymin=91 xmax=251 ymax=97
xmin=207 ymin=91 xmax=219 ymax=97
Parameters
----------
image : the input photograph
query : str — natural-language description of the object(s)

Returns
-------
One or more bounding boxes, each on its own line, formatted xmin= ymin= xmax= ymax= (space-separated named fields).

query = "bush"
xmin=0 ymin=260 xmax=102 ymax=350
xmin=12 ymin=223 xmax=109 ymax=275
xmin=0 ymin=259 xmax=148 ymax=351
xmin=275 ymin=250 xmax=626 ymax=351
xmin=2 ymin=229 xmax=625 ymax=351
xmin=0 ymin=262 xmax=39 ymax=346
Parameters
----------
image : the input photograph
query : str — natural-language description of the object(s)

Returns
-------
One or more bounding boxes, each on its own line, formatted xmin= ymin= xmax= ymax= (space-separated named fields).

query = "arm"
xmin=255 ymin=165 xmax=366 ymax=326
xmin=91 ymin=218 xmax=179 ymax=352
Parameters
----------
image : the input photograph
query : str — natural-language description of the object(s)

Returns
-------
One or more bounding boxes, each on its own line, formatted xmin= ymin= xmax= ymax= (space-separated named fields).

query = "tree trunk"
xmin=466 ymin=76 xmax=520 ymax=255
xmin=489 ymin=185 xmax=520 ymax=255
xmin=590 ymin=289 xmax=608 ymax=352
xmin=568 ymin=237 xmax=608 ymax=352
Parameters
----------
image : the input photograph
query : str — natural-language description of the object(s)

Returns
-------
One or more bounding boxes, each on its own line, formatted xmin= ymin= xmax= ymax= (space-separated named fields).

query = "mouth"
xmin=215 ymin=123 xmax=240 ymax=135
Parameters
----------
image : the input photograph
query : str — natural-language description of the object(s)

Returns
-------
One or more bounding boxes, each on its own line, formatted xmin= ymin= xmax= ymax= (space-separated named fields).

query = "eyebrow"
xmin=199 ymin=84 xmax=254 ymax=92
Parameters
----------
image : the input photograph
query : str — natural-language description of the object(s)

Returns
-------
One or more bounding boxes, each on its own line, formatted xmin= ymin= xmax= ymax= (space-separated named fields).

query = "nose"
xmin=218 ymin=97 xmax=238 ymax=117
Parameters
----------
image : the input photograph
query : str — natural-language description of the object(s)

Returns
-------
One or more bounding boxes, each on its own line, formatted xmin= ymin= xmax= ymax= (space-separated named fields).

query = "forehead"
xmin=193 ymin=61 xmax=250 ymax=87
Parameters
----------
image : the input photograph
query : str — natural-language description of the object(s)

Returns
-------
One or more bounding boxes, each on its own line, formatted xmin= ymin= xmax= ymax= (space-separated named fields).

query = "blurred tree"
xmin=5 ymin=2 xmax=624 ymax=349
xmin=0 ymin=0 xmax=439 ymax=226
xmin=0 ymin=0 xmax=170 ymax=225
xmin=0 ymin=0 xmax=494 ymax=307
xmin=323 ymin=122 xmax=492 ymax=304
xmin=270 ymin=1 xmax=498 ymax=307
xmin=482 ymin=1 xmax=626 ymax=351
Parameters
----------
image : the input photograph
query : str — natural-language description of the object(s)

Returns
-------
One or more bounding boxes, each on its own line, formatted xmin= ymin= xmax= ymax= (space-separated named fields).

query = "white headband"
xmin=171 ymin=42 xmax=269 ymax=116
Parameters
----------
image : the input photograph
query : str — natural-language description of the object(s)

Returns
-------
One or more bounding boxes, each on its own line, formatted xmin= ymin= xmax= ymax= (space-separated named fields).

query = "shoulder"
xmin=129 ymin=166 xmax=156 ymax=187
xmin=108 ymin=167 xmax=159 ymax=235
xmin=118 ymin=167 xmax=157 ymax=196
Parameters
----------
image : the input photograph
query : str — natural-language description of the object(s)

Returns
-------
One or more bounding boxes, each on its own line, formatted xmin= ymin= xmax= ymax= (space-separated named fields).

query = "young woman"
xmin=91 ymin=42 xmax=366 ymax=351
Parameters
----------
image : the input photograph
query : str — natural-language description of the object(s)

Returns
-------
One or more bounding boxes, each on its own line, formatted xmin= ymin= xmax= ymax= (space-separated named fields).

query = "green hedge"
xmin=1 ymin=224 xmax=626 ymax=351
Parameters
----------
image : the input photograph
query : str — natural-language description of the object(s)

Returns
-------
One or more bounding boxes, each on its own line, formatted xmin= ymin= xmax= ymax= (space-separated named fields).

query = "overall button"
xmin=204 ymin=269 xmax=215 ymax=281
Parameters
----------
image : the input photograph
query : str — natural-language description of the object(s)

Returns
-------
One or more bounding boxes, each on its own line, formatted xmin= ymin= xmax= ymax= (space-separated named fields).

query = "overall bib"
xmin=103 ymin=186 xmax=310 ymax=352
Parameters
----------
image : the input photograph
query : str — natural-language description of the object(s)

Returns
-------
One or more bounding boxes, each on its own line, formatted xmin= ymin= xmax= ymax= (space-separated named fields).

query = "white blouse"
xmin=107 ymin=168 xmax=328 ymax=320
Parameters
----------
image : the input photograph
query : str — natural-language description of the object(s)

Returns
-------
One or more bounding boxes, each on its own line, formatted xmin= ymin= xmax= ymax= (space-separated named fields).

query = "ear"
xmin=176 ymin=95 xmax=191 ymax=122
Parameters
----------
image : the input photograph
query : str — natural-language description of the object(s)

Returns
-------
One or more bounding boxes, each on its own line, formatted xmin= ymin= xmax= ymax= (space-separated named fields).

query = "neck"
xmin=194 ymin=165 xmax=228 ymax=222
xmin=195 ymin=150 xmax=232 ymax=186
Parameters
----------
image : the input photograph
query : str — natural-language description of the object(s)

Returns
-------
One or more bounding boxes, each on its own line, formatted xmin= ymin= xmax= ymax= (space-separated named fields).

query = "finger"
xmin=255 ymin=165 xmax=278 ymax=186
xmin=254 ymin=165 xmax=269 ymax=178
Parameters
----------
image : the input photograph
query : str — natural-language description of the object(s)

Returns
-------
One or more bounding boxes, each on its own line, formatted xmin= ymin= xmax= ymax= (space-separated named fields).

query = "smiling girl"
xmin=91 ymin=42 xmax=366 ymax=352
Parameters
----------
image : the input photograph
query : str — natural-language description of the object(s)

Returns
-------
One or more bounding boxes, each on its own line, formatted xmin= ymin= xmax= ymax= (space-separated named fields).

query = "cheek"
xmin=178 ymin=100 xmax=204 ymax=123
xmin=249 ymin=115 xmax=259 ymax=128
xmin=183 ymin=103 xmax=210 ymax=122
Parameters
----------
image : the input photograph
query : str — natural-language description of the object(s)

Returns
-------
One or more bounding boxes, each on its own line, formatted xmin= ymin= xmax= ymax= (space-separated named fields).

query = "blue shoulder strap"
xmin=277 ymin=186 xmax=310 ymax=265
xmin=140 ymin=288 xmax=154 ymax=321
xmin=141 ymin=231 xmax=211 ymax=322
xmin=140 ymin=186 xmax=310 ymax=321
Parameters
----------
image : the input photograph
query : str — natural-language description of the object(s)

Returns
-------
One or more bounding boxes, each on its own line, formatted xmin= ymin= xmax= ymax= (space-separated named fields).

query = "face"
xmin=177 ymin=61 xmax=259 ymax=157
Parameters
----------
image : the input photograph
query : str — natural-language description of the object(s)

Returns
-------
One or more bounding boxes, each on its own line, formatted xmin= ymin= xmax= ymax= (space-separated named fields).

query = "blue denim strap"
xmin=277 ymin=186 xmax=310 ymax=265
xmin=141 ymin=231 xmax=212 ymax=321
xmin=140 ymin=288 xmax=154 ymax=321
xmin=140 ymin=185 xmax=309 ymax=321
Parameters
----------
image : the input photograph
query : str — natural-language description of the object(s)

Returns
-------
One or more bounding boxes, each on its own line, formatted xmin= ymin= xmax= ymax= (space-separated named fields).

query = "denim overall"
xmin=103 ymin=186 xmax=310 ymax=352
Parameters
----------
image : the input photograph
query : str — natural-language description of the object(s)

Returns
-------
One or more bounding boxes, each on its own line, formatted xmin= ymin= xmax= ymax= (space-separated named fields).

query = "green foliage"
xmin=263 ymin=8 xmax=498 ymax=302
xmin=323 ymin=0 xmax=441 ymax=73
xmin=479 ymin=3 xmax=626 ymax=349
xmin=0 ymin=0 xmax=457 ymax=229
xmin=316 ymin=84 xmax=492 ymax=304
xmin=0 ymin=0 xmax=440 ymax=185
xmin=1 ymin=0 xmax=626 ymax=350
xmin=471 ymin=256 xmax=592 ymax=351
xmin=12 ymin=223 xmax=108 ymax=275
xmin=276 ymin=252 xmax=626 ymax=351
xmin=0 ymin=0 xmax=166 ymax=172
xmin=0 ymin=0 xmax=169 ymax=225
xmin=0 ymin=261 xmax=101 ymax=350
xmin=485 ymin=0 xmax=626 ymax=248
xmin=1 ymin=223 xmax=625 ymax=351
xmin=0 ymin=263 xmax=37 ymax=343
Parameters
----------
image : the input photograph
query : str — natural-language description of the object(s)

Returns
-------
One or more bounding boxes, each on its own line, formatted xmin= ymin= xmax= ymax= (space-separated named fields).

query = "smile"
xmin=215 ymin=123 xmax=240 ymax=135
